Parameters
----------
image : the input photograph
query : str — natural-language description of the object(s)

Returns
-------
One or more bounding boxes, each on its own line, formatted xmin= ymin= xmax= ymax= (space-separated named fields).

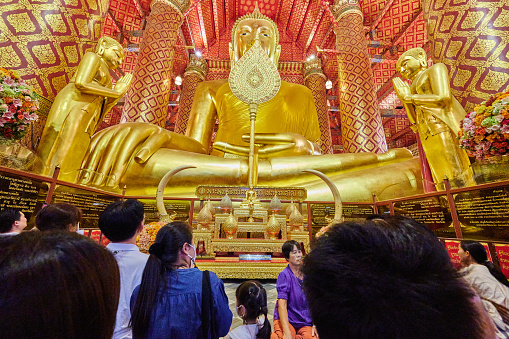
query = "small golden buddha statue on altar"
xmin=37 ymin=7 xmax=423 ymax=202
xmin=393 ymin=48 xmax=474 ymax=188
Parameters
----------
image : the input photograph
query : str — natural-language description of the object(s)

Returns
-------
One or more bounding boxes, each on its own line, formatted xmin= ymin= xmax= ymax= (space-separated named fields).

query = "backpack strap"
xmin=201 ymin=270 xmax=217 ymax=339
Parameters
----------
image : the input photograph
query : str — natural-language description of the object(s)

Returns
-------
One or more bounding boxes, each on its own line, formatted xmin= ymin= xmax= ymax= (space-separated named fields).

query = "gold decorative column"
xmin=422 ymin=0 xmax=509 ymax=112
xmin=331 ymin=0 xmax=387 ymax=153
xmin=174 ymin=55 xmax=209 ymax=134
xmin=303 ymin=58 xmax=333 ymax=154
xmin=121 ymin=0 xmax=191 ymax=127
xmin=0 ymin=0 xmax=109 ymax=100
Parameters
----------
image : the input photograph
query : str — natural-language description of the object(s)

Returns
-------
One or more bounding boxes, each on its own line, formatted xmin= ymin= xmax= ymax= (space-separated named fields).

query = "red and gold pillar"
xmin=0 ymin=0 xmax=108 ymax=100
xmin=121 ymin=0 xmax=190 ymax=126
xmin=332 ymin=0 xmax=387 ymax=153
xmin=422 ymin=0 xmax=509 ymax=112
xmin=303 ymin=58 xmax=333 ymax=154
xmin=174 ymin=55 xmax=209 ymax=134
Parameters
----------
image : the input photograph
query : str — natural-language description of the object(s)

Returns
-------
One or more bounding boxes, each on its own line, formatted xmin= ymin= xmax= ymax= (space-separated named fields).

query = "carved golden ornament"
xmin=289 ymin=208 xmax=304 ymax=231
xmin=303 ymin=58 xmax=326 ymax=81
xmin=331 ymin=0 xmax=362 ymax=21
xmin=212 ymin=238 xmax=285 ymax=253
xmin=231 ymin=3 xmax=279 ymax=47
xmin=286 ymin=202 xmax=297 ymax=217
xmin=184 ymin=54 xmax=209 ymax=80
xmin=289 ymin=231 xmax=311 ymax=254
xmin=151 ymin=0 xmax=191 ymax=17
xmin=229 ymin=37 xmax=281 ymax=189
xmin=266 ymin=213 xmax=281 ymax=240
xmin=205 ymin=199 xmax=215 ymax=216
xmin=219 ymin=193 xmax=232 ymax=212
xmin=192 ymin=230 xmax=213 ymax=256
xmin=223 ymin=212 xmax=238 ymax=239
xmin=196 ymin=202 xmax=213 ymax=230
xmin=196 ymin=260 xmax=288 ymax=279
xmin=269 ymin=194 xmax=282 ymax=212
xmin=196 ymin=186 xmax=307 ymax=201
xmin=228 ymin=40 xmax=281 ymax=105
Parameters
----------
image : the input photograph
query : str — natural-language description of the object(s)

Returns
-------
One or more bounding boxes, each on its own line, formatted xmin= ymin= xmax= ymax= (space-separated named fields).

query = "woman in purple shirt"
xmin=272 ymin=240 xmax=316 ymax=339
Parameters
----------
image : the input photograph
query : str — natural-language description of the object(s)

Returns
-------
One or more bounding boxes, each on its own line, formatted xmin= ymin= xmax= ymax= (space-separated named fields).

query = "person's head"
xmin=148 ymin=221 xmax=195 ymax=267
xmin=282 ymin=240 xmax=302 ymax=266
xmin=459 ymin=240 xmax=487 ymax=266
xmin=36 ymin=203 xmax=82 ymax=232
xmin=0 ymin=208 xmax=26 ymax=233
xmin=0 ymin=231 xmax=120 ymax=338
xmin=396 ymin=47 xmax=427 ymax=80
xmin=99 ymin=199 xmax=144 ymax=242
xmin=235 ymin=280 xmax=271 ymax=339
xmin=131 ymin=222 xmax=195 ymax=338
xmin=303 ymin=216 xmax=493 ymax=339
xmin=229 ymin=5 xmax=281 ymax=67
xmin=460 ymin=240 xmax=509 ymax=288
xmin=95 ymin=36 xmax=125 ymax=69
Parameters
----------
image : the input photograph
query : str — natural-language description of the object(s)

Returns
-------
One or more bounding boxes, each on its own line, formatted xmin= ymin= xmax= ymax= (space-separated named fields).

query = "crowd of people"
xmin=1 ymin=201 xmax=509 ymax=339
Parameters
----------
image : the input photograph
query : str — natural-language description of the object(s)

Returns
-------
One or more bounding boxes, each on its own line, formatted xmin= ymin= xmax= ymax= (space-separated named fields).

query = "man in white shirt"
xmin=0 ymin=208 xmax=27 ymax=236
xmin=99 ymin=199 xmax=149 ymax=339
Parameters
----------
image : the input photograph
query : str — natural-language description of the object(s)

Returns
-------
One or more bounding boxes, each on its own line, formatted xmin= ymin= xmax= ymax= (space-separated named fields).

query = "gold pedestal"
xmin=212 ymin=238 xmax=286 ymax=253
xmin=0 ymin=142 xmax=37 ymax=171
xmin=214 ymin=213 xmax=287 ymax=240
xmin=196 ymin=259 xmax=288 ymax=279
xmin=472 ymin=156 xmax=509 ymax=185
xmin=193 ymin=229 xmax=213 ymax=256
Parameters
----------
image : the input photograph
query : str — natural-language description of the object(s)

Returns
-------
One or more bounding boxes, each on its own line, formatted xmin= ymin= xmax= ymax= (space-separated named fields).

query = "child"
xmin=225 ymin=280 xmax=271 ymax=339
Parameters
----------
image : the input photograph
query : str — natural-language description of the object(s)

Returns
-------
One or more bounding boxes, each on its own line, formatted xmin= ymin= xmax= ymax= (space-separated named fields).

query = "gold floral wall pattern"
xmin=0 ymin=0 xmax=109 ymax=100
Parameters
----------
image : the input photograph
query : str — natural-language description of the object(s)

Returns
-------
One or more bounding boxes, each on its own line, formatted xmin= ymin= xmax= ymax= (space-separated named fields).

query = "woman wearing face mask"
xmin=130 ymin=222 xmax=232 ymax=339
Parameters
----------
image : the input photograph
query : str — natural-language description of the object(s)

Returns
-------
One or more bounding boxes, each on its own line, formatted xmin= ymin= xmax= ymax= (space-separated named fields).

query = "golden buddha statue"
xmin=40 ymin=8 xmax=423 ymax=202
xmin=393 ymin=48 xmax=473 ymax=188
xmin=36 ymin=37 xmax=133 ymax=177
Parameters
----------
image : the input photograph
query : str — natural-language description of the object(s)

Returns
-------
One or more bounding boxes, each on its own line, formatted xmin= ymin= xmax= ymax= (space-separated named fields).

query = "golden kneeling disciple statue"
xmin=393 ymin=48 xmax=474 ymax=188
xmin=38 ymin=8 xmax=424 ymax=202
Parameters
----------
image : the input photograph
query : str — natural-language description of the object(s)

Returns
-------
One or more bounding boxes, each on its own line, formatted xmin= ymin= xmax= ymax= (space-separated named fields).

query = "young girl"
xmin=225 ymin=280 xmax=271 ymax=339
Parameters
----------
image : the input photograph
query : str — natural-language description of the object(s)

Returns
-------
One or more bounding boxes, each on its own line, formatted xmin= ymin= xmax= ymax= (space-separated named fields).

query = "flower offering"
xmin=459 ymin=91 xmax=509 ymax=160
xmin=0 ymin=68 xmax=39 ymax=141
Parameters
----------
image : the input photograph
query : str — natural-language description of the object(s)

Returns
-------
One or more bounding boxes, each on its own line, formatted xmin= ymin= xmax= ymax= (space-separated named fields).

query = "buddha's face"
xmin=101 ymin=44 xmax=124 ymax=69
xmin=398 ymin=55 xmax=425 ymax=80
xmin=230 ymin=18 xmax=281 ymax=66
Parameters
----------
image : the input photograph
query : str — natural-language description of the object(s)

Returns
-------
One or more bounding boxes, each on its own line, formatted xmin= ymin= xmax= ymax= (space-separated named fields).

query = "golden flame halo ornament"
xmin=228 ymin=39 xmax=281 ymax=190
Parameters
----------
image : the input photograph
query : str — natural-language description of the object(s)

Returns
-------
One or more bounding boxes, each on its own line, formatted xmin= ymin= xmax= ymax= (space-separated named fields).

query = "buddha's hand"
xmin=114 ymin=73 xmax=133 ymax=96
xmin=213 ymin=132 xmax=321 ymax=158
xmin=392 ymin=77 xmax=411 ymax=102
xmin=78 ymin=122 xmax=206 ymax=188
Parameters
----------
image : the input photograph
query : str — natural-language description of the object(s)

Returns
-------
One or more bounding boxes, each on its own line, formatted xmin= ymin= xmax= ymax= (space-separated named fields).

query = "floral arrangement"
xmin=459 ymin=91 xmax=509 ymax=160
xmin=0 ymin=68 xmax=39 ymax=142
xmin=136 ymin=221 xmax=165 ymax=252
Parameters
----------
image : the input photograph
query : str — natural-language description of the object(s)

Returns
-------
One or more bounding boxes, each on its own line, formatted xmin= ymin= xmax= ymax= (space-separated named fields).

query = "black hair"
xmin=460 ymin=240 xmax=509 ymax=288
xmin=131 ymin=221 xmax=193 ymax=339
xmin=99 ymin=199 xmax=144 ymax=242
xmin=282 ymin=240 xmax=301 ymax=261
xmin=0 ymin=231 xmax=120 ymax=338
xmin=36 ymin=203 xmax=82 ymax=231
xmin=365 ymin=214 xmax=386 ymax=220
xmin=0 ymin=208 xmax=21 ymax=233
xmin=236 ymin=280 xmax=271 ymax=339
xmin=302 ymin=216 xmax=488 ymax=339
